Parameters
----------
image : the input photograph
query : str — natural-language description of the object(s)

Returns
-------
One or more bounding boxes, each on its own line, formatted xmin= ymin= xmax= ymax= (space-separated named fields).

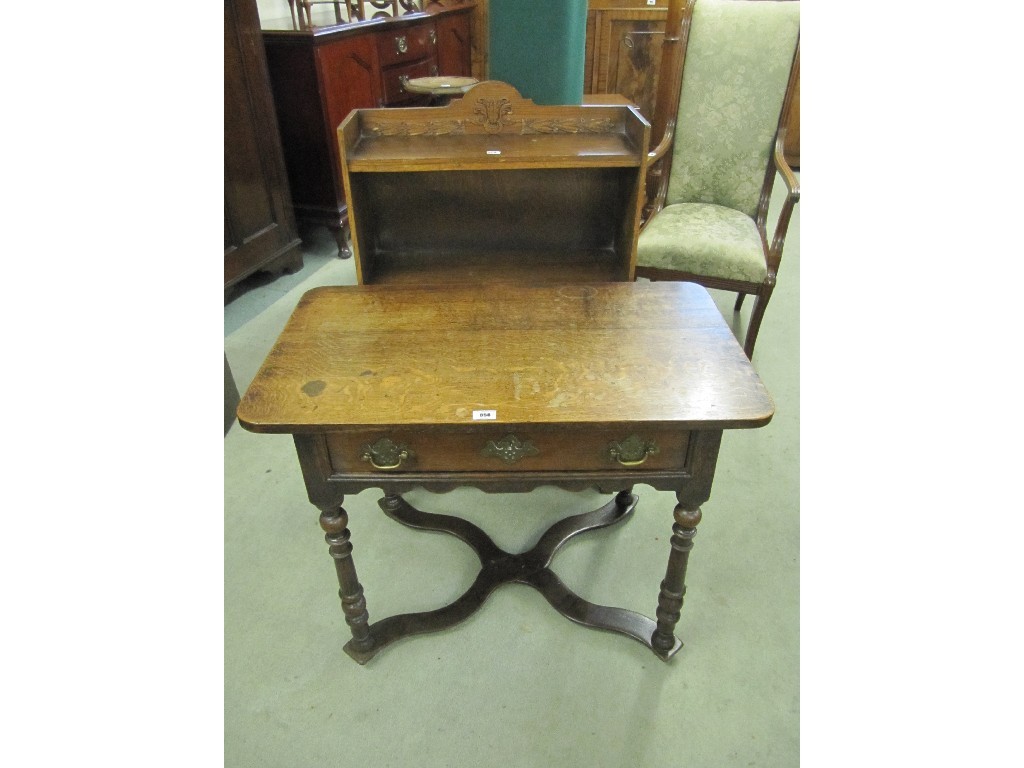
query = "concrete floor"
xmin=224 ymin=177 xmax=799 ymax=766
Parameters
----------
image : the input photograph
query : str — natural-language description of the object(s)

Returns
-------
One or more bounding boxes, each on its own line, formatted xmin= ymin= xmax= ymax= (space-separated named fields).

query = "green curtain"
xmin=488 ymin=0 xmax=587 ymax=105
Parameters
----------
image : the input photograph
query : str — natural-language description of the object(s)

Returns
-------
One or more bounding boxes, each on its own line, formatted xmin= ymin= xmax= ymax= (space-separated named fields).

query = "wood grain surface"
xmin=236 ymin=281 xmax=774 ymax=433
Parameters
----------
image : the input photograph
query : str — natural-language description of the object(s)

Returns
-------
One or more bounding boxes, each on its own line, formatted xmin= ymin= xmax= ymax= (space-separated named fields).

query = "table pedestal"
xmin=319 ymin=489 xmax=694 ymax=664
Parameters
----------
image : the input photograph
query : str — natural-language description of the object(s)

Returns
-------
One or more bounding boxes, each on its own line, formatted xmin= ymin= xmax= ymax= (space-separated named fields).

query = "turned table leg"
xmin=318 ymin=499 xmax=373 ymax=654
xmin=332 ymin=221 xmax=352 ymax=259
xmin=652 ymin=492 xmax=703 ymax=653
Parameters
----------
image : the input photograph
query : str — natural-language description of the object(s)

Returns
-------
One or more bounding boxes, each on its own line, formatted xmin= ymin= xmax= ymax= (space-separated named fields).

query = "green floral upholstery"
xmin=638 ymin=0 xmax=800 ymax=278
xmin=638 ymin=202 xmax=767 ymax=282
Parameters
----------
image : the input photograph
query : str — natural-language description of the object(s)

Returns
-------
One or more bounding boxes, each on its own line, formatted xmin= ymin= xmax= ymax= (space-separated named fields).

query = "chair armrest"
xmin=767 ymin=130 xmax=800 ymax=272
xmin=774 ymin=131 xmax=800 ymax=203
xmin=648 ymin=132 xmax=673 ymax=166
xmin=641 ymin=133 xmax=675 ymax=229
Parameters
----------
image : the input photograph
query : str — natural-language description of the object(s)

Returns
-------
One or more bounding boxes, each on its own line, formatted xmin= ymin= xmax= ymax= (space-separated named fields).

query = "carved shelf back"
xmin=359 ymin=81 xmax=624 ymax=138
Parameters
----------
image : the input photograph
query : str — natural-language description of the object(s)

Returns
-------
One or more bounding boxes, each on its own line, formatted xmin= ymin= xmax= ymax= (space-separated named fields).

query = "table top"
xmin=236 ymin=282 xmax=774 ymax=434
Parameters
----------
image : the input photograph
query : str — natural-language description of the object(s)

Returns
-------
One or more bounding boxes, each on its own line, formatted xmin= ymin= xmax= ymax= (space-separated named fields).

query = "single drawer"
xmin=377 ymin=23 xmax=436 ymax=67
xmin=324 ymin=428 xmax=690 ymax=474
xmin=381 ymin=58 xmax=437 ymax=105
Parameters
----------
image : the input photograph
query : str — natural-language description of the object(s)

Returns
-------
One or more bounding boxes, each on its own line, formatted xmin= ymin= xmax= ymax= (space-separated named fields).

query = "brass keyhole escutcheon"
xmin=481 ymin=434 xmax=539 ymax=465
xmin=395 ymin=35 xmax=408 ymax=54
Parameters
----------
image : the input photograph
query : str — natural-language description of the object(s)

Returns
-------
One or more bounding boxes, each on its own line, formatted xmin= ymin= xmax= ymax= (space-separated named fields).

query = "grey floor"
xmin=224 ymin=177 xmax=799 ymax=767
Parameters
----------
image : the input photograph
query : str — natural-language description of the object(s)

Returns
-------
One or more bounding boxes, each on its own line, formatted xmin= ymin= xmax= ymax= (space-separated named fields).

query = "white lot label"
xmin=472 ymin=410 xmax=497 ymax=420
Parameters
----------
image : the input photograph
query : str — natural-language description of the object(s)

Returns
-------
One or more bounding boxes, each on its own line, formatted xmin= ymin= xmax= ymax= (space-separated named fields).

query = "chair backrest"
xmin=664 ymin=0 xmax=800 ymax=218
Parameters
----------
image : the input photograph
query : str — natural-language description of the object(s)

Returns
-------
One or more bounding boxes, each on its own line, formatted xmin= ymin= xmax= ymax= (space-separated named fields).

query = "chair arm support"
xmin=767 ymin=130 xmax=799 ymax=272
xmin=648 ymin=132 xmax=673 ymax=166
xmin=774 ymin=130 xmax=800 ymax=203
xmin=641 ymin=133 xmax=675 ymax=229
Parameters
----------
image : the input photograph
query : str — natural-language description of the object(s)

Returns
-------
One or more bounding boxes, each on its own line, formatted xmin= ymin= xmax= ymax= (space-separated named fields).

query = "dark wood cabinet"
xmin=224 ymin=0 xmax=303 ymax=291
xmin=262 ymin=4 xmax=475 ymax=255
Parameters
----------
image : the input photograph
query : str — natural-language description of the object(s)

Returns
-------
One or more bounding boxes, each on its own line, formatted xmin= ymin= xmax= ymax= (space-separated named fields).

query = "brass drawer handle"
xmin=429 ymin=29 xmax=437 ymax=45
xmin=399 ymin=74 xmax=410 ymax=91
xmin=395 ymin=35 xmax=408 ymax=54
xmin=608 ymin=435 xmax=659 ymax=467
xmin=361 ymin=438 xmax=413 ymax=470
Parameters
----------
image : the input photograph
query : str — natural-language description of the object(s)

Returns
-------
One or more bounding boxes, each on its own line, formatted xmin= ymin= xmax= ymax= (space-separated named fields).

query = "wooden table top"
xmin=236 ymin=282 xmax=774 ymax=433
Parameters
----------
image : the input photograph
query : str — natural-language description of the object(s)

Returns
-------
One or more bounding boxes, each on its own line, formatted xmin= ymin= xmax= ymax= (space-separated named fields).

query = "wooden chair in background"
xmin=636 ymin=0 xmax=801 ymax=359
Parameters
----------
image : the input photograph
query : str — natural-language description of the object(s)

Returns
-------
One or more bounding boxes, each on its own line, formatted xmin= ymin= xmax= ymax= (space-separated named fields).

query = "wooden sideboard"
xmin=584 ymin=0 xmax=799 ymax=168
xmin=225 ymin=0 xmax=303 ymax=292
xmin=261 ymin=2 xmax=475 ymax=256
xmin=337 ymin=80 xmax=650 ymax=285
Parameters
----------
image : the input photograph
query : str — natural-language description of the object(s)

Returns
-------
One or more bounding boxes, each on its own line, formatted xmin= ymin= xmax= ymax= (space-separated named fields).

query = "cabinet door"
xmin=434 ymin=10 xmax=472 ymax=76
xmin=224 ymin=0 xmax=301 ymax=287
xmin=319 ymin=35 xmax=382 ymax=130
xmin=590 ymin=8 xmax=667 ymax=121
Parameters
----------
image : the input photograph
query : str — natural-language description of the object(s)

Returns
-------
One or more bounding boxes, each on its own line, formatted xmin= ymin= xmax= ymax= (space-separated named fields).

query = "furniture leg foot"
xmin=319 ymin=499 xmax=373 ymax=653
xmin=333 ymin=222 xmax=352 ymax=259
xmin=743 ymin=280 xmax=775 ymax=359
xmin=651 ymin=492 xmax=702 ymax=653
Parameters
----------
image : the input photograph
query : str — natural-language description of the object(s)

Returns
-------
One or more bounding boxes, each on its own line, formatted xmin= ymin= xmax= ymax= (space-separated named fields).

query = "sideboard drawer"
xmin=324 ymin=429 xmax=690 ymax=474
xmin=377 ymin=23 xmax=436 ymax=67
xmin=381 ymin=58 xmax=437 ymax=105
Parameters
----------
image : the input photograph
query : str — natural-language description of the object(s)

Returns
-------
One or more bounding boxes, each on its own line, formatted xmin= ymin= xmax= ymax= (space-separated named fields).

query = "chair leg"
xmin=734 ymin=293 xmax=745 ymax=312
xmin=743 ymin=283 xmax=775 ymax=359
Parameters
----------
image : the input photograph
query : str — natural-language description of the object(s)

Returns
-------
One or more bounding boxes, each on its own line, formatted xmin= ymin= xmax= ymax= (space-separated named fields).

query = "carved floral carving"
xmin=520 ymin=118 xmax=617 ymax=135
xmin=366 ymin=120 xmax=467 ymax=137
xmin=473 ymin=98 xmax=514 ymax=134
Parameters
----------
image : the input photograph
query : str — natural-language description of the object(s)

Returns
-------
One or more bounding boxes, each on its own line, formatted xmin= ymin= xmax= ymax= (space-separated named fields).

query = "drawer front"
xmin=377 ymin=23 xmax=436 ymax=67
xmin=325 ymin=429 xmax=689 ymax=475
xmin=381 ymin=58 xmax=437 ymax=105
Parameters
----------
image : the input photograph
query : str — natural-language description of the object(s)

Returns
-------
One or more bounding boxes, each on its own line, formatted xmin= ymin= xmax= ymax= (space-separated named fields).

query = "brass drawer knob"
xmin=361 ymin=438 xmax=413 ymax=470
xmin=608 ymin=435 xmax=659 ymax=467
xmin=395 ymin=35 xmax=408 ymax=54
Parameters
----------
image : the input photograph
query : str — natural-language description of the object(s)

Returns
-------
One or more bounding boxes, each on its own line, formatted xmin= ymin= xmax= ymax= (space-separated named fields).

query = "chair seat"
xmin=637 ymin=203 xmax=768 ymax=284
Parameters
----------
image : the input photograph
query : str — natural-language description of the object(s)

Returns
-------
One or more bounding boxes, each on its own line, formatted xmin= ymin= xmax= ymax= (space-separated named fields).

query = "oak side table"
xmin=237 ymin=281 xmax=774 ymax=663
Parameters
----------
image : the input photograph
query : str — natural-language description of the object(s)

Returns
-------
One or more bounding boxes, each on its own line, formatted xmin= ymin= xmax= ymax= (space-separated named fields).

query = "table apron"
xmin=293 ymin=430 xmax=724 ymax=502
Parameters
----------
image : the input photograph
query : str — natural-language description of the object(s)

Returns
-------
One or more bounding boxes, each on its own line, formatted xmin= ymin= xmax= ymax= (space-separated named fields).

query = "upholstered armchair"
xmin=635 ymin=0 xmax=800 ymax=359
